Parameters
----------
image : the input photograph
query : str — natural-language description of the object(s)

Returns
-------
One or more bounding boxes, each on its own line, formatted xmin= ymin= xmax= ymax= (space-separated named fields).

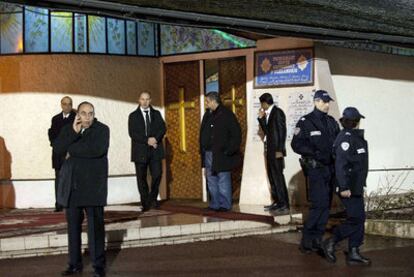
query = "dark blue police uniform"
xmin=291 ymin=91 xmax=339 ymax=252
xmin=322 ymin=107 xmax=371 ymax=266
xmin=332 ymin=128 xmax=368 ymax=248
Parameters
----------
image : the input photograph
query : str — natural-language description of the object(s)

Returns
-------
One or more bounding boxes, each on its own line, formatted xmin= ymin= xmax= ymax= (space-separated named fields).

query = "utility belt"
xmin=299 ymin=157 xmax=325 ymax=174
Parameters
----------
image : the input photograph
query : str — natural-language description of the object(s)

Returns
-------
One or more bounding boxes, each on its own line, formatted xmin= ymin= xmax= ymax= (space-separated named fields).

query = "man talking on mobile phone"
xmin=53 ymin=101 xmax=109 ymax=277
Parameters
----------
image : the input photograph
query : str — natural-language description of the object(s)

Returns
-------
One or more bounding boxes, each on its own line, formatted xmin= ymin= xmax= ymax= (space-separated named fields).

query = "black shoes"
xmin=265 ymin=202 xmax=289 ymax=212
xmin=61 ymin=265 xmax=106 ymax=276
xmin=148 ymin=200 xmax=161 ymax=209
xmin=299 ymin=242 xmax=313 ymax=254
xmin=346 ymin=247 xmax=371 ymax=266
xmin=275 ymin=205 xmax=289 ymax=212
xmin=299 ymin=238 xmax=321 ymax=255
xmin=54 ymin=204 xmax=63 ymax=212
xmin=322 ymin=237 xmax=337 ymax=263
xmin=93 ymin=267 xmax=106 ymax=277
xmin=61 ymin=266 xmax=83 ymax=275
xmin=264 ymin=202 xmax=278 ymax=210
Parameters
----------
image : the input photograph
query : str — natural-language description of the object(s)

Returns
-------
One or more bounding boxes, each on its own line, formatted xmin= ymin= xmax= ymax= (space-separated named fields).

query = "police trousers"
xmin=333 ymin=196 xmax=365 ymax=248
xmin=302 ymin=165 xmax=334 ymax=243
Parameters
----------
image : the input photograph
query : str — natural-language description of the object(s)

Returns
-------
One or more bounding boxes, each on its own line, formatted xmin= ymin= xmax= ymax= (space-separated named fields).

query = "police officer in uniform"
xmin=322 ymin=107 xmax=371 ymax=266
xmin=291 ymin=90 xmax=339 ymax=254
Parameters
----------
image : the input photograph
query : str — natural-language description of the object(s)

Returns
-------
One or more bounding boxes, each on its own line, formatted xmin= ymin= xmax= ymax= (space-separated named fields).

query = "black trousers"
xmin=55 ymin=169 xmax=61 ymax=209
xmin=265 ymin=151 xmax=289 ymax=207
xmin=134 ymin=156 xmax=162 ymax=208
xmin=65 ymin=203 xmax=105 ymax=270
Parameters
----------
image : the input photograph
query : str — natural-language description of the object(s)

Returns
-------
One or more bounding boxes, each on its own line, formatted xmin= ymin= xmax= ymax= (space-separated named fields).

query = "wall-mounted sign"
xmin=254 ymin=48 xmax=314 ymax=88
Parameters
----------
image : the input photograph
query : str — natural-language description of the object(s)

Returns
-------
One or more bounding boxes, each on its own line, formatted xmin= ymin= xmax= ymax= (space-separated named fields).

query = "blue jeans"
xmin=204 ymin=151 xmax=232 ymax=210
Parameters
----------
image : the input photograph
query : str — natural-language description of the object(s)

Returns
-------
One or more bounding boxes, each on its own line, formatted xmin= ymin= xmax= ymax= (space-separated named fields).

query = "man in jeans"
xmin=200 ymin=91 xmax=241 ymax=212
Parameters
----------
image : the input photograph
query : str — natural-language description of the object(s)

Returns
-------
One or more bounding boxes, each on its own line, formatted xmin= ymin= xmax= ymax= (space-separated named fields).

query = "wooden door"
xmin=164 ymin=61 xmax=202 ymax=199
xmin=219 ymin=57 xmax=247 ymax=201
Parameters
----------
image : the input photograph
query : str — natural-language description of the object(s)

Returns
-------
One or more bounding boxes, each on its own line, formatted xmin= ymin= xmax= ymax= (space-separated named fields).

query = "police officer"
xmin=322 ymin=107 xmax=371 ymax=266
xmin=291 ymin=90 xmax=340 ymax=254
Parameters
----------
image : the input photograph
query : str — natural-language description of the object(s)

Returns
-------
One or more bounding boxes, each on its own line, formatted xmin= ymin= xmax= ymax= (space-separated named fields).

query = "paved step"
xmin=0 ymin=205 xmax=302 ymax=259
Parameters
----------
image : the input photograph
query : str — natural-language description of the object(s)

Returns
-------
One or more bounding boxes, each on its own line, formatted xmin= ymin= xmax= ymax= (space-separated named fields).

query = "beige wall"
xmin=0 ymin=54 xmax=161 ymax=179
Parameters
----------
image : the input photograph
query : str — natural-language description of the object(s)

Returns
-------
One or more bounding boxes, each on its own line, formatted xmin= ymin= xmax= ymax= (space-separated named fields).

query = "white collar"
xmin=266 ymin=104 xmax=275 ymax=114
xmin=140 ymin=107 xmax=150 ymax=113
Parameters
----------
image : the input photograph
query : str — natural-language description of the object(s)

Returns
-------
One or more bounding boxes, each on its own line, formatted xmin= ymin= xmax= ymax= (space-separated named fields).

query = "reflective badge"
xmin=357 ymin=148 xmax=366 ymax=154
xmin=310 ymin=131 xmax=321 ymax=136
xmin=341 ymin=142 xmax=350 ymax=151
xmin=294 ymin=127 xmax=301 ymax=135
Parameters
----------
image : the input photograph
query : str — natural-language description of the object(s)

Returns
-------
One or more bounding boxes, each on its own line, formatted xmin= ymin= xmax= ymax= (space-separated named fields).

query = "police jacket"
xmin=291 ymin=108 xmax=339 ymax=165
xmin=333 ymin=129 xmax=368 ymax=196
xmin=257 ymin=105 xmax=287 ymax=156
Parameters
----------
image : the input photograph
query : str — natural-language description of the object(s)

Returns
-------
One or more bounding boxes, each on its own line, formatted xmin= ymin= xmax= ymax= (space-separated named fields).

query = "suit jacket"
xmin=128 ymin=106 xmax=166 ymax=163
xmin=258 ymin=106 xmax=287 ymax=156
xmin=200 ymin=105 xmax=242 ymax=172
xmin=52 ymin=119 xmax=109 ymax=207
xmin=48 ymin=111 xmax=76 ymax=169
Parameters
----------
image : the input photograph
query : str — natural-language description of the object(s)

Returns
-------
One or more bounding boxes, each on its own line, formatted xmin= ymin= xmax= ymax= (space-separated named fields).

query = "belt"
xmin=300 ymin=157 xmax=324 ymax=169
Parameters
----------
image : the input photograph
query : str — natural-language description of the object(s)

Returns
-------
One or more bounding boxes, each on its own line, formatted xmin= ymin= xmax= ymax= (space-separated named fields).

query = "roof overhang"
xmin=5 ymin=0 xmax=414 ymax=48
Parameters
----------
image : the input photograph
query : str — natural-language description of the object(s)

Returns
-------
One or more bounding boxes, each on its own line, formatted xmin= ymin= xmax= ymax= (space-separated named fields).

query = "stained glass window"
xmin=88 ymin=15 xmax=106 ymax=53
xmin=126 ymin=20 xmax=137 ymax=55
xmin=0 ymin=3 xmax=23 ymax=54
xmin=154 ymin=24 xmax=159 ymax=56
xmin=74 ymin=13 xmax=87 ymax=53
xmin=24 ymin=6 xmax=49 ymax=52
xmin=160 ymin=25 xmax=256 ymax=55
xmin=138 ymin=21 xmax=155 ymax=56
xmin=51 ymin=12 xmax=72 ymax=52
xmin=107 ymin=18 xmax=125 ymax=54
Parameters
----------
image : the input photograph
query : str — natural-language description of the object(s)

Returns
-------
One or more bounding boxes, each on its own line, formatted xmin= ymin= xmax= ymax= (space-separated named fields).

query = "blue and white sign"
xmin=255 ymin=48 xmax=314 ymax=88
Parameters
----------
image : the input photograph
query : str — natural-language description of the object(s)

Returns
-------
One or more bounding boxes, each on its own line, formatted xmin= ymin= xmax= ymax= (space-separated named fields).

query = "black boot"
xmin=299 ymin=239 xmax=313 ymax=254
xmin=322 ymin=237 xmax=337 ymax=263
xmin=312 ymin=238 xmax=324 ymax=255
xmin=346 ymin=247 xmax=371 ymax=266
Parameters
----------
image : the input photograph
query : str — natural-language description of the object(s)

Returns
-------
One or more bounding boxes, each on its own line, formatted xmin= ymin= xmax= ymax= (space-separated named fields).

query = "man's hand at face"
xmin=73 ymin=115 xmax=82 ymax=133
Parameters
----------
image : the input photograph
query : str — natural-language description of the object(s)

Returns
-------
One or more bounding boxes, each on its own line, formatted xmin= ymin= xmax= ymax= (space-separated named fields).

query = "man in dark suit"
xmin=53 ymin=101 xmax=109 ymax=277
xmin=128 ymin=91 xmax=166 ymax=212
xmin=258 ymin=93 xmax=289 ymax=212
xmin=200 ymin=91 xmax=242 ymax=212
xmin=48 ymin=96 xmax=76 ymax=212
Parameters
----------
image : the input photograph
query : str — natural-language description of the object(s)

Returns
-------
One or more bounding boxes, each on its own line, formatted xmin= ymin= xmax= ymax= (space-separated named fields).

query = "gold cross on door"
xmin=223 ymin=85 xmax=244 ymax=113
xmin=167 ymin=87 xmax=195 ymax=152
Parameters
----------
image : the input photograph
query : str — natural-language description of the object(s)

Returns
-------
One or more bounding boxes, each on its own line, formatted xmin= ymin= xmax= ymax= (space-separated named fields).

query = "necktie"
xmin=144 ymin=110 xmax=150 ymax=136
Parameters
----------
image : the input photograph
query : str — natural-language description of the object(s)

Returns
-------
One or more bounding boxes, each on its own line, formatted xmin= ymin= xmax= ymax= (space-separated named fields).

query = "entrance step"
xmin=0 ymin=206 xmax=298 ymax=259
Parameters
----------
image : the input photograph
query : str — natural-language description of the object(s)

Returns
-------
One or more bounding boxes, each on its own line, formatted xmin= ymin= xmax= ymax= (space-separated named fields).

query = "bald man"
xmin=48 ymin=96 xmax=76 ymax=212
